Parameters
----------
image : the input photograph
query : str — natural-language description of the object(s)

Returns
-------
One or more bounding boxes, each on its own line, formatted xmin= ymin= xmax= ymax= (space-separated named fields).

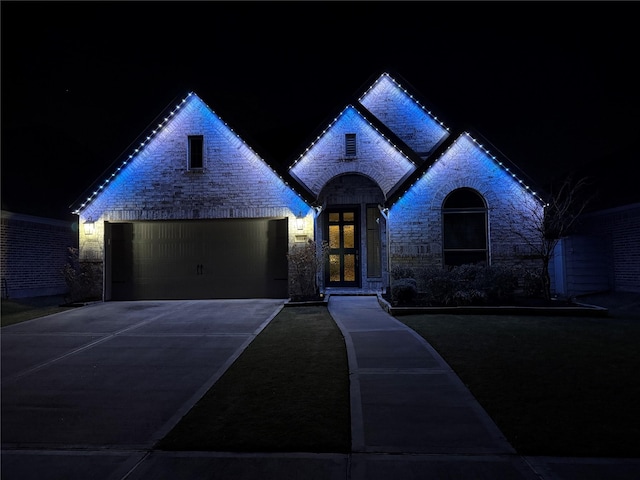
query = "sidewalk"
xmin=327 ymin=294 xmax=640 ymax=480
xmin=2 ymin=296 xmax=639 ymax=479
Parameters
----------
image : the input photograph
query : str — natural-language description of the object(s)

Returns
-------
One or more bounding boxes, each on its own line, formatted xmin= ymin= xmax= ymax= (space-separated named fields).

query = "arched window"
xmin=442 ymin=188 xmax=488 ymax=267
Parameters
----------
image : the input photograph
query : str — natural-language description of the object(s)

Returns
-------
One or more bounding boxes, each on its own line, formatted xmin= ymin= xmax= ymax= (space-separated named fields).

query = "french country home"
xmin=71 ymin=72 xmax=546 ymax=300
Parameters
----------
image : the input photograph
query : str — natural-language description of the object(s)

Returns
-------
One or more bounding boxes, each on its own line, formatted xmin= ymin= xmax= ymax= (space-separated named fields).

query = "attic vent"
xmin=345 ymin=133 xmax=357 ymax=157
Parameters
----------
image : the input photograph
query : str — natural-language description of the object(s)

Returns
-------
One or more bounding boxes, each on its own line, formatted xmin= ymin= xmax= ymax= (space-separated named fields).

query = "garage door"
xmin=105 ymin=219 xmax=288 ymax=300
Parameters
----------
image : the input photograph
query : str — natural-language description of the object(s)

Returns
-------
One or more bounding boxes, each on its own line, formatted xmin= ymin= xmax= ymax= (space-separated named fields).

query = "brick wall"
xmin=78 ymin=94 xmax=312 ymax=263
xmin=1 ymin=211 xmax=78 ymax=298
xmin=358 ymin=73 xmax=449 ymax=156
xmin=388 ymin=134 xmax=544 ymax=273
xmin=289 ymin=106 xmax=416 ymax=197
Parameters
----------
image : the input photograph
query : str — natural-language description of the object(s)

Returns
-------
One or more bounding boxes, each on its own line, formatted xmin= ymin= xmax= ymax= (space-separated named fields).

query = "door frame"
xmin=324 ymin=206 xmax=361 ymax=287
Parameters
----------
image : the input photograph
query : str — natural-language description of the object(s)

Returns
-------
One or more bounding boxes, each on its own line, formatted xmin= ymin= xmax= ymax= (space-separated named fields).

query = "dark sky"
xmin=2 ymin=1 xmax=639 ymax=220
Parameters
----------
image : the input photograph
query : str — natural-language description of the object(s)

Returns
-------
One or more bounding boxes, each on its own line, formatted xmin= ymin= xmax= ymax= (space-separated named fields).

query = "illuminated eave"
xmin=359 ymin=72 xmax=451 ymax=133
xmin=288 ymin=104 xmax=417 ymax=170
xmin=389 ymin=131 xmax=546 ymax=208
xmin=73 ymin=92 xmax=310 ymax=215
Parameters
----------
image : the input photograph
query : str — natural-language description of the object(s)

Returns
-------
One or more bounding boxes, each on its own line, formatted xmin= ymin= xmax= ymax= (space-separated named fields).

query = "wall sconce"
xmin=296 ymin=213 xmax=305 ymax=231
xmin=84 ymin=218 xmax=95 ymax=235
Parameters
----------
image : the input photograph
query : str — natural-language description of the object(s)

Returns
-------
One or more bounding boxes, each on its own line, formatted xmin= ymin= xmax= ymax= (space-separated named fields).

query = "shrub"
xmin=61 ymin=247 xmax=102 ymax=303
xmin=391 ymin=277 xmax=418 ymax=305
xmin=414 ymin=264 xmax=519 ymax=306
xmin=475 ymin=264 xmax=519 ymax=303
xmin=391 ymin=265 xmax=414 ymax=281
xmin=287 ymin=240 xmax=328 ymax=301
xmin=523 ymin=268 xmax=545 ymax=298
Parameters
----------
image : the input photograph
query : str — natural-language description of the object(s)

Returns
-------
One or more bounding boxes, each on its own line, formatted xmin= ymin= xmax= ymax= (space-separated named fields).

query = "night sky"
xmin=2 ymin=1 xmax=639 ymax=220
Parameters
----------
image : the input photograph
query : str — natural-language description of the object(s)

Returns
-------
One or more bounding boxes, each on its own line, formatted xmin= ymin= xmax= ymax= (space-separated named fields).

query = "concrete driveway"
xmin=1 ymin=299 xmax=285 ymax=451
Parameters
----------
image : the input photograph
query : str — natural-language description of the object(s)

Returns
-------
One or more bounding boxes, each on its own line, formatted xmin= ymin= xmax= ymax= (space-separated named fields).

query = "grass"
xmin=398 ymin=313 xmax=640 ymax=457
xmin=1 ymin=296 xmax=74 ymax=327
xmin=156 ymin=305 xmax=351 ymax=453
xmin=3 ymin=295 xmax=639 ymax=457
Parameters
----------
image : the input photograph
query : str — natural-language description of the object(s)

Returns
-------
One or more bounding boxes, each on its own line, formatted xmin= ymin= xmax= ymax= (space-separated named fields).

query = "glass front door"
xmin=325 ymin=208 xmax=359 ymax=287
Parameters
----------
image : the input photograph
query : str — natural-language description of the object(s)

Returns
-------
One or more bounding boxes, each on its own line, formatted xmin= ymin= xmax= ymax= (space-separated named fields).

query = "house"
xmin=71 ymin=72 xmax=546 ymax=301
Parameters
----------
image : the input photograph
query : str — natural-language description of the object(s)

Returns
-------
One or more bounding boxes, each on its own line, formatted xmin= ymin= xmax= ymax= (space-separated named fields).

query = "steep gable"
xmin=358 ymin=73 xmax=450 ymax=159
xmin=288 ymin=105 xmax=416 ymax=200
xmin=73 ymin=93 xmax=309 ymax=221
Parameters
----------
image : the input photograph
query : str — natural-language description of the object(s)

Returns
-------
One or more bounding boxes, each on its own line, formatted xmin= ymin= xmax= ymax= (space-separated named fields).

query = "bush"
xmin=390 ymin=265 xmax=414 ymax=281
xmin=410 ymin=264 xmax=520 ymax=307
xmin=475 ymin=264 xmax=519 ymax=303
xmin=523 ymin=268 xmax=545 ymax=298
xmin=61 ymin=247 xmax=102 ymax=303
xmin=391 ymin=277 xmax=418 ymax=305
xmin=287 ymin=240 xmax=328 ymax=301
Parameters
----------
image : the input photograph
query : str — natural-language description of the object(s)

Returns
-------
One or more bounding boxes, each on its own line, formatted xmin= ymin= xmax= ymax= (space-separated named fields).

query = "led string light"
xmin=465 ymin=132 xmax=545 ymax=204
xmin=288 ymin=105 xmax=416 ymax=169
xmin=74 ymin=92 xmax=311 ymax=214
xmin=359 ymin=72 xmax=450 ymax=132
xmin=73 ymin=93 xmax=193 ymax=214
xmin=389 ymin=131 xmax=546 ymax=208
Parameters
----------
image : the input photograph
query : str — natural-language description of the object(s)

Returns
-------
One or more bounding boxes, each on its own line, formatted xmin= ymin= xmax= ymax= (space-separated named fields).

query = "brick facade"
xmin=70 ymin=72 xmax=586 ymax=300
xmin=387 ymin=134 xmax=542 ymax=273
xmin=1 ymin=211 xmax=78 ymax=299
xmin=78 ymin=94 xmax=312 ymax=264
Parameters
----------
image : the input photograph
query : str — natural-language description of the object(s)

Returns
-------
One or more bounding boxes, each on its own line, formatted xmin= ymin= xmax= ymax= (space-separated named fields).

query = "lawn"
xmin=1 ymin=297 xmax=73 ymax=327
xmin=156 ymin=305 xmax=352 ymax=453
xmin=398 ymin=313 xmax=640 ymax=457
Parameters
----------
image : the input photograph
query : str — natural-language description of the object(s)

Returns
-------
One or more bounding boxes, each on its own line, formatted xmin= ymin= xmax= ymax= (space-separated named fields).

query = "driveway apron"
xmin=1 ymin=299 xmax=284 ymax=450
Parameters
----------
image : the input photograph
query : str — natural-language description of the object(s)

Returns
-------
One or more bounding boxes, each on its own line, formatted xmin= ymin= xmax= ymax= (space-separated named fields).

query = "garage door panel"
xmin=109 ymin=219 xmax=288 ymax=300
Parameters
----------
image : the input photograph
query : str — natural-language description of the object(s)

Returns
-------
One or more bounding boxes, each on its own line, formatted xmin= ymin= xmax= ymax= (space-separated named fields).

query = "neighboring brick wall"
xmin=1 ymin=211 xmax=78 ymax=298
xmin=388 ymin=134 xmax=543 ymax=274
xmin=568 ymin=203 xmax=640 ymax=294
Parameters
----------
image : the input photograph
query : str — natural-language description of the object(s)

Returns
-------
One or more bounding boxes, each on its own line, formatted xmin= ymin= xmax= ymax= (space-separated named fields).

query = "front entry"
xmin=325 ymin=207 xmax=360 ymax=287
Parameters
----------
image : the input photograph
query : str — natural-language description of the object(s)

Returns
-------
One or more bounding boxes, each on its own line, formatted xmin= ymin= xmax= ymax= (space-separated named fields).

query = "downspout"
xmin=378 ymin=205 xmax=390 ymax=294
xmin=313 ymin=205 xmax=324 ymax=294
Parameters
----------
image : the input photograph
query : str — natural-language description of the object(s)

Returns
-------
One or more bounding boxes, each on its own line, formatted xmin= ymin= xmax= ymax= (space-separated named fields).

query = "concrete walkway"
xmin=2 ymin=296 xmax=639 ymax=479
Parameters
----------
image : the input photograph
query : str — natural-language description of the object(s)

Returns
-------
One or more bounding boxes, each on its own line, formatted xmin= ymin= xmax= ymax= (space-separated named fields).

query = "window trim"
xmin=188 ymin=135 xmax=204 ymax=170
xmin=442 ymin=188 xmax=488 ymax=267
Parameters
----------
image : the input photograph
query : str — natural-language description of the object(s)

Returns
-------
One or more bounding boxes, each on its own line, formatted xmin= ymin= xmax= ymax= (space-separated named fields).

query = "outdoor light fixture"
xmin=84 ymin=218 xmax=95 ymax=235
xmin=296 ymin=213 xmax=304 ymax=230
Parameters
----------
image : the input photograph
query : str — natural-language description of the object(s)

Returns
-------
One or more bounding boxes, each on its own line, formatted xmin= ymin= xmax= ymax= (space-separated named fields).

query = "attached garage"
xmin=104 ymin=218 xmax=289 ymax=300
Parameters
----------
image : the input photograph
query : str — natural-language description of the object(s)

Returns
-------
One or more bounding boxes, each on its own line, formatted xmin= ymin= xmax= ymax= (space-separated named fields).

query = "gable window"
xmin=188 ymin=135 xmax=204 ymax=169
xmin=345 ymin=133 xmax=356 ymax=157
xmin=442 ymin=188 xmax=488 ymax=267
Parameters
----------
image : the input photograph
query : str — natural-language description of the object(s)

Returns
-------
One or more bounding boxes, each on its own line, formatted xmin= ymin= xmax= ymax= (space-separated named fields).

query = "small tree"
xmin=510 ymin=174 xmax=593 ymax=300
xmin=287 ymin=239 xmax=329 ymax=301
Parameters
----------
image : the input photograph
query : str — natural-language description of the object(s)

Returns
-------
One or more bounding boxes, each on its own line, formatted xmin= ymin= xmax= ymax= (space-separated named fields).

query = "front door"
xmin=325 ymin=208 xmax=360 ymax=287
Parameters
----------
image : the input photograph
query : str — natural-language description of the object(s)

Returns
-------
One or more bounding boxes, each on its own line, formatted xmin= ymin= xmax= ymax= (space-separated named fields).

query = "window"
xmin=366 ymin=206 xmax=382 ymax=277
xmin=442 ymin=188 xmax=488 ymax=267
xmin=345 ymin=133 xmax=356 ymax=157
xmin=188 ymin=135 xmax=203 ymax=169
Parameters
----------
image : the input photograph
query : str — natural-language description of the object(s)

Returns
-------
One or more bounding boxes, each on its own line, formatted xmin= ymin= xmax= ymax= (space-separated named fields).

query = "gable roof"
xmin=286 ymin=70 xmax=547 ymax=207
xmin=71 ymin=72 xmax=548 ymax=215
xmin=360 ymin=72 xmax=547 ymax=206
xmin=70 ymin=92 xmax=298 ymax=214
xmin=70 ymin=92 xmax=191 ymax=214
